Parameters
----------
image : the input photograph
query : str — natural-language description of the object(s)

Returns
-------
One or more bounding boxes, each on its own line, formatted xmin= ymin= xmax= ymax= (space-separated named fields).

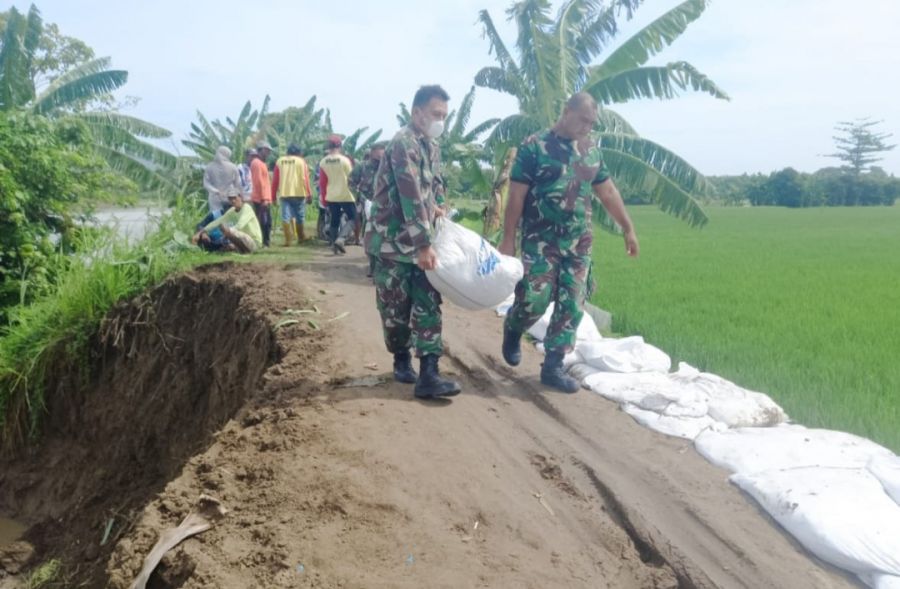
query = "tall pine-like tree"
xmin=825 ymin=118 xmax=896 ymax=176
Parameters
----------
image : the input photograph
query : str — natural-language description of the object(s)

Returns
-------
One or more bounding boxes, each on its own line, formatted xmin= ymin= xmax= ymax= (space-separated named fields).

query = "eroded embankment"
xmin=0 ymin=263 xmax=321 ymax=587
xmin=0 ymin=248 xmax=859 ymax=589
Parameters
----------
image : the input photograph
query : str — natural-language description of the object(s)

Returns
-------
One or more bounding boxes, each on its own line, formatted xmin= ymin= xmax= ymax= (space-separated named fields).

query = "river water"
xmin=93 ymin=206 xmax=169 ymax=241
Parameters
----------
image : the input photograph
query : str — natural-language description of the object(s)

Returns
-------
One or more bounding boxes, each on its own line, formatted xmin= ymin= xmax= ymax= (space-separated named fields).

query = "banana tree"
xmin=183 ymin=96 xmax=271 ymax=162
xmin=0 ymin=5 xmax=176 ymax=190
xmin=476 ymin=0 xmax=729 ymax=229
xmin=340 ymin=126 xmax=383 ymax=162
xmin=258 ymin=95 xmax=333 ymax=158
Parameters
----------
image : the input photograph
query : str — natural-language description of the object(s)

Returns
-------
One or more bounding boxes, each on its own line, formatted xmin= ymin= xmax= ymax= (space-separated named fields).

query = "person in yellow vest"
xmin=272 ymin=144 xmax=313 ymax=246
xmin=318 ymin=135 xmax=356 ymax=255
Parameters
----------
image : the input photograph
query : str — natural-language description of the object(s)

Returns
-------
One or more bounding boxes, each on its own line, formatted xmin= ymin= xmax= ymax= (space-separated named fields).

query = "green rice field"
xmin=591 ymin=205 xmax=900 ymax=452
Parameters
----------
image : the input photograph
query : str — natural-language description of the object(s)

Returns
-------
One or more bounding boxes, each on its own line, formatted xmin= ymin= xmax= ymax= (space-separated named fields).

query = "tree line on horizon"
xmin=705 ymin=119 xmax=898 ymax=208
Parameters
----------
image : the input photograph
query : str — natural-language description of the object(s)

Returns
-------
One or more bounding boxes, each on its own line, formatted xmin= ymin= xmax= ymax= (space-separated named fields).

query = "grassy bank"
xmin=0 ymin=207 xmax=205 ymax=449
xmin=591 ymin=205 xmax=900 ymax=452
xmin=0 ymin=200 xmax=330 ymax=449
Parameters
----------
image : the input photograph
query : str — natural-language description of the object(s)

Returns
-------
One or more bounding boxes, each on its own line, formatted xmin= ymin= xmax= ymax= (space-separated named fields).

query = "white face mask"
xmin=425 ymin=119 xmax=444 ymax=139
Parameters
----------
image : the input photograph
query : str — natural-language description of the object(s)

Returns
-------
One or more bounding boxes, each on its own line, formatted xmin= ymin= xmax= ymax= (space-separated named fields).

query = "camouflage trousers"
xmin=373 ymin=257 xmax=443 ymax=357
xmin=505 ymin=251 xmax=591 ymax=354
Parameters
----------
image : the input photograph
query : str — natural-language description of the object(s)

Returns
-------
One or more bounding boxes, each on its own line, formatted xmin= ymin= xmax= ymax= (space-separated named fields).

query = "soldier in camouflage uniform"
xmin=349 ymin=142 xmax=386 ymax=276
xmin=365 ymin=85 xmax=461 ymax=399
xmin=498 ymin=92 xmax=639 ymax=393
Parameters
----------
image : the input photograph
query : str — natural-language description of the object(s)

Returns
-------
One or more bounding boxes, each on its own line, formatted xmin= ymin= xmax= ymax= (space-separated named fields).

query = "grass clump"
xmin=25 ymin=559 xmax=62 ymax=589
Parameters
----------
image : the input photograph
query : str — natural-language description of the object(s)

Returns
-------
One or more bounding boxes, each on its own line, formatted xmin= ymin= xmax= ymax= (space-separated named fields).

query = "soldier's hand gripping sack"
xmin=425 ymin=219 xmax=523 ymax=310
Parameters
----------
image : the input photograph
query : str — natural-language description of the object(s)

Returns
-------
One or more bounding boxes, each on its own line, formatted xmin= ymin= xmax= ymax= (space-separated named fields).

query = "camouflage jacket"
xmin=510 ymin=130 xmax=610 ymax=257
xmin=365 ymin=125 xmax=445 ymax=264
xmin=349 ymin=158 xmax=380 ymax=203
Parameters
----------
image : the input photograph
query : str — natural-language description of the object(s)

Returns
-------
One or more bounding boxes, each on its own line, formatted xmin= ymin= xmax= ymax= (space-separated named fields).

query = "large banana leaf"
xmin=77 ymin=111 xmax=171 ymax=139
xmin=93 ymin=144 xmax=174 ymax=191
xmin=31 ymin=57 xmax=127 ymax=114
xmin=356 ymin=129 xmax=383 ymax=155
xmin=449 ymin=86 xmax=477 ymax=141
xmin=485 ymin=113 xmax=542 ymax=151
xmin=464 ymin=117 xmax=501 ymax=143
xmin=584 ymin=61 xmax=728 ymax=103
xmin=592 ymin=0 xmax=709 ymax=79
xmin=477 ymin=9 xmax=522 ymax=77
xmin=573 ymin=0 xmax=644 ymax=65
xmin=83 ymin=119 xmax=176 ymax=169
xmin=396 ymin=103 xmax=411 ymax=127
xmin=509 ymin=0 xmax=561 ymax=123
xmin=554 ymin=0 xmax=598 ymax=92
xmin=473 ymin=66 xmax=523 ymax=98
xmin=601 ymin=148 xmax=707 ymax=227
xmin=599 ymin=132 xmax=711 ymax=195
xmin=596 ymin=107 xmax=637 ymax=134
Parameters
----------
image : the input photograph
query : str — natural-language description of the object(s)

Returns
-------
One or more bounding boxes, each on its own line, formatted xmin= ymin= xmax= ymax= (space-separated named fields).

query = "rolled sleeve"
xmin=510 ymin=142 xmax=537 ymax=186
xmin=592 ymin=154 xmax=611 ymax=185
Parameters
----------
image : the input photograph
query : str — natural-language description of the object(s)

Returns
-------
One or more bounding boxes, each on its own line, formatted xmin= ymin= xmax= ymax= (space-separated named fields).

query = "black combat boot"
xmin=392 ymin=350 xmax=417 ymax=384
xmin=414 ymin=354 xmax=461 ymax=399
xmin=501 ymin=325 xmax=522 ymax=366
xmin=540 ymin=351 xmax=579 ymax=393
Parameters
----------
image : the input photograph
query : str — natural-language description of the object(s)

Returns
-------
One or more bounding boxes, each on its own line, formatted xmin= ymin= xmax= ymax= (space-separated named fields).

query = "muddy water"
xmin=94 ymin=206 xmax=169 ymax=241
xmin=0 ymin=515 xmax=25 ymax=545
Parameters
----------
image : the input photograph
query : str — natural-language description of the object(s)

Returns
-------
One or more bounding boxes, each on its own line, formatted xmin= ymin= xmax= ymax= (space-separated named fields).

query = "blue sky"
xmin=15 ymin=0 xmax=900 ymax=175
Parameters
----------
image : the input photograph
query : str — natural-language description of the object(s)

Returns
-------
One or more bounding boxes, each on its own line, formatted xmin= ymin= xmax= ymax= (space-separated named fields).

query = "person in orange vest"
xmin=251 ymin=141 xmax=274 ymax=247
xmin=318 ymin=135 xmax=356 ymax=255
xmin=272 ymin=144 xmax=313 ymax=245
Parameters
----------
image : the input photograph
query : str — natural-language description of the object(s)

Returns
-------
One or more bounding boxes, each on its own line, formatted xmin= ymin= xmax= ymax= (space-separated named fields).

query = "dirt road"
xmin=2 ymin=246 xmax=861 ymax=588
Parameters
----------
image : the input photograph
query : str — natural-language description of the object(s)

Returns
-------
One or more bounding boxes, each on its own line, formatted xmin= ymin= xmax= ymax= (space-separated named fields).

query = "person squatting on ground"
xmin=350 ymin=142 xmax=386 ymax=277
xmin=193 ymin=187 xmax=263 ymax=254
xmin=319 ymin=135 xmax=356 ymax=254
xmin=365 ymin=85 xmax=461 ymax=400
xmin=203 ymin=145 xmax=243 ymax=214
xmin=498 ymin=92 xmax=639 ymax=393
xmin=273 ymin=143 xmax=313 ymax=246
xmin=250 ymin=141 xmax=274 ymax=247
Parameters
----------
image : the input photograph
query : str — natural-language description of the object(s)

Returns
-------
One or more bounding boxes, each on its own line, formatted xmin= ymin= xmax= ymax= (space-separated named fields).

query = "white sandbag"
xmin=495 ymin=293 xmax=515 ymax=317
xmin=862 ymin=573 xmax=900 ymax=589
xmin=527 ymin=303 xmax=602 ymax=344
xmin=575 ymin=312 xmax=602 ymax=343
xmin=868 ymin=455 xmax=900 ymax=506
xmin=567 ymin=362 xmax=603 ymax=386
xmin=706 ymin=390 xmax=785 ymax=428
xmin=526 ymin=304 xmax=553 ymax=341
xmin=731 ymin=467 xmax=900 ymax=579
xmin=426 ymin=219 xmax=523 ymax=310
xmin=533 ymin=342 xmax=581 ymax=367
xmin=671 ymin=363 xmax=787 ymax=428
xmin=695 ymin=425 xmax=895 ymax=475
xmin=584 ymin=372 xmax=708 ymax=420
xmin=583 ymin=371 xmax=674 ymax=405
xmin=623 ymin=404 xmax=721 ymax=440
xmin=577 ymin=336 xmax=671 ymax=373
